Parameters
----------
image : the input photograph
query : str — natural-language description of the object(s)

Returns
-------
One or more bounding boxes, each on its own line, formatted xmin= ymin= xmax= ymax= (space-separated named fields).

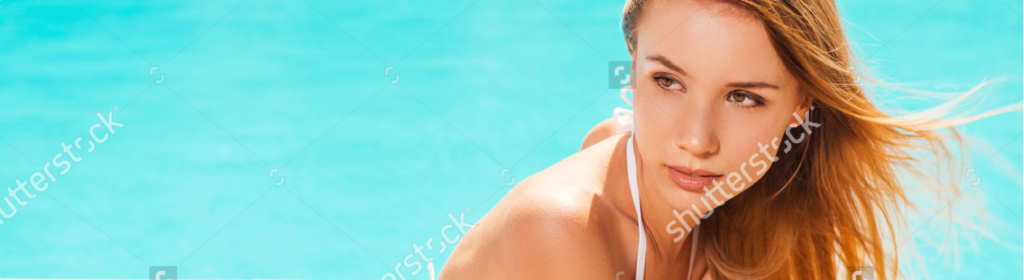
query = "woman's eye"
xmin=728 ymin=91 xmax=763 ymax=107
xmin=654 ymin=76 xmax=681 ymax=90
xmin=658 ymin=77 xmax=673 ymax=87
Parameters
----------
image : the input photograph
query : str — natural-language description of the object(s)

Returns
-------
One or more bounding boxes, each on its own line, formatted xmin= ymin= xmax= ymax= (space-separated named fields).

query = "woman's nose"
xmin=674 ymin=103 xmax=720 ymax=157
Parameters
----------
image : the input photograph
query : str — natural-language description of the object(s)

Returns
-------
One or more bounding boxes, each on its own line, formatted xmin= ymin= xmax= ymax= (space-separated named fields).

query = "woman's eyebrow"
xmin=727 ymin=81 xmax=780 ymax=90
xmin=646 ymin=54 xmax=689 ymax=77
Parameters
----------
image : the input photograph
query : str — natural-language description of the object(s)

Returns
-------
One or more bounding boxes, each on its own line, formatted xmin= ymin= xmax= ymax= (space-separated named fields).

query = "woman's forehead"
xmin=635 ymin=0 xmax=797 ymax=89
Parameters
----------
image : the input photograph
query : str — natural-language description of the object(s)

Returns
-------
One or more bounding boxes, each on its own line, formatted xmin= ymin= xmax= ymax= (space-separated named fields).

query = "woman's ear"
xmin=790 ymin=95 xmax=815 ymax=127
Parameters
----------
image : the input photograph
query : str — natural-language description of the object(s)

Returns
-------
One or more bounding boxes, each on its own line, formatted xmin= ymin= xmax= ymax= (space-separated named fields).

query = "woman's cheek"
xmin=716 ymin=125 xmax=783 ymax=194
xmin=633 ymin=100 xmax=677 ymax=145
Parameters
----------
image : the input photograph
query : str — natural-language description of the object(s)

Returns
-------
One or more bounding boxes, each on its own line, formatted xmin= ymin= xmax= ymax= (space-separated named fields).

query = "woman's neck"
xmin=603 ymin=133 xmax=700 ymax=278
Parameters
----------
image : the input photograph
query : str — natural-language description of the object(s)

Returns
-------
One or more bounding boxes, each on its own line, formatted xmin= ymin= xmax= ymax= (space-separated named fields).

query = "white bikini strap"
xmin=627 ymin=129 xmax=701 ymax=280
xmin=626 ymin=134 xmax=646 ymax=280
xmin=687 ymin=225 xmax=700 ymax=279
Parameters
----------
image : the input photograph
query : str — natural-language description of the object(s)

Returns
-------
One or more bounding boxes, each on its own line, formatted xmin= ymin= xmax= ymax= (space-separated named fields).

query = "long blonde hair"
xmin=623 ymin=0 xmax=1019 ymax=279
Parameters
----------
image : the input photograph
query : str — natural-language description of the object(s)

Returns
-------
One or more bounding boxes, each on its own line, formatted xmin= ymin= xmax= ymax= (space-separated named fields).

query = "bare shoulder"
xmin=582 ymin=117 xmax=621 ymax=150
xmin=441 ymin=134 xmax=628 ymax=279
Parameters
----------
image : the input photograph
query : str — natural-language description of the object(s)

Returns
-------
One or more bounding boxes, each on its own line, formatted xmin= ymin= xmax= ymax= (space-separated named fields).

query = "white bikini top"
xmin=618 ymin=108 xmax=700 ymax=280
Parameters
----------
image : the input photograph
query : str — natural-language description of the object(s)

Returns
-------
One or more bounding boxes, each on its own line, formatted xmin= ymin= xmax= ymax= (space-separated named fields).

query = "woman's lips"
xmin=666 ymin=165 xmax=722 ymax=192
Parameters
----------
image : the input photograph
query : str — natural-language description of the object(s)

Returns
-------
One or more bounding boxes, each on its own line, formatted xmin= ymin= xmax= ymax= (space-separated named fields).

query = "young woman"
xmin=440 ymin=0 xmax=1015 ymax=279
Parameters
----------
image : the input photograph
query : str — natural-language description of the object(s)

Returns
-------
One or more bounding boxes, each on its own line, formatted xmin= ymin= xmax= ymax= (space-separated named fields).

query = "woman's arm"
xmin=581 ymin=117 xmax=621 ymax=150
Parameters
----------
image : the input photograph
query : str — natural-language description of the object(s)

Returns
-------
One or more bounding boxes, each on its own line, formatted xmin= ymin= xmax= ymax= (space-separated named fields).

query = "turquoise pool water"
xmin=0 ymin=0 xmax=1020 ymax=279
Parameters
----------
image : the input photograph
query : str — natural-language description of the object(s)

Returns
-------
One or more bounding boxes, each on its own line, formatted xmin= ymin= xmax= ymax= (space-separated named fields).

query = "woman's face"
xmin=631 ymin=0 xmax=812 ymax=211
